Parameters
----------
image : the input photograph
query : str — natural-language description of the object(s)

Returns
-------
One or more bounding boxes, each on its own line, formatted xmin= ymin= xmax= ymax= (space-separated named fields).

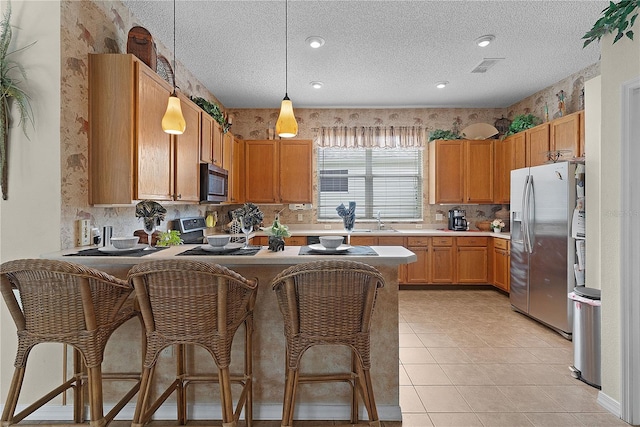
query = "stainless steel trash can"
xmin=569 ymin=287 xmax=601 ymax=389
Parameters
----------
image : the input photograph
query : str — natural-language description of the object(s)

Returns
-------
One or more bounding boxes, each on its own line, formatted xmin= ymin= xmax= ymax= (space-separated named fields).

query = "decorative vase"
xmin=268 ymin=236 xmax=285 ymax=252
xmin=493 ymin=228 xmax=501 ymax=233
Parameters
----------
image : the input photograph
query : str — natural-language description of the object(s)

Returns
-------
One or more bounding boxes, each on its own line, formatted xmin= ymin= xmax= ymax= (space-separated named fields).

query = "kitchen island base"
xmin=35 ymin=246 xmax=413 ymax=422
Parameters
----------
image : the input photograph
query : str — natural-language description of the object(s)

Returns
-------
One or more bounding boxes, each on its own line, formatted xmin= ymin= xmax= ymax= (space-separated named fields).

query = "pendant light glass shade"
xmin=163 ymin=0 xmax=186 ymax=135
xmin=276 ymin=94 xmax=298 ymax=138
xmin=162 ymin=93 xmax=186 ymax=135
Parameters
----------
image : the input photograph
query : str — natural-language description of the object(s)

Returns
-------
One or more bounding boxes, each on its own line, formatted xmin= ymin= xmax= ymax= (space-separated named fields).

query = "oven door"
xmin=200 ymin=163 xmax=228 ymax=203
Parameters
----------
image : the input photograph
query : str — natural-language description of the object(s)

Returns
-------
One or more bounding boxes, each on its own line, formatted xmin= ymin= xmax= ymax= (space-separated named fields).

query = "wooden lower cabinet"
xmin=455 ymin=237 xmax=488 ymax=284
xmin=406 ymin=237 xmax=430 ymax=284
xmin=431 ymin=237 xmax=455 ymax=283
xmin=492 ymin=238 xmax=510 ymax=292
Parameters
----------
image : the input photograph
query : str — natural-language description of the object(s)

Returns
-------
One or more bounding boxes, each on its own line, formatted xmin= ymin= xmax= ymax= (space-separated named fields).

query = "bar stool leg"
xmin=219 ymin=367 xmax=236 ymax=427
xmin=1 ymin=367 xmax=25 ymax=424
xmin=176 ymin=344 xmax=187 ymax=425
xmin=245 ymin=318 xmax=254 ymax=427
xmin=350 ymin=351 xmax=359 ymax=425
xmin=87 ymin=365 xmax=105 ymax=426
xmin=132 ymin=365 xmax=155 ymax=427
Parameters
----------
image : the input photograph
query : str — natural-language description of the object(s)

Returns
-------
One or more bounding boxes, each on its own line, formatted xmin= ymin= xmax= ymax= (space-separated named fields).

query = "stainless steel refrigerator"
xmin=510 ymin=162 xmax=580 ymax=338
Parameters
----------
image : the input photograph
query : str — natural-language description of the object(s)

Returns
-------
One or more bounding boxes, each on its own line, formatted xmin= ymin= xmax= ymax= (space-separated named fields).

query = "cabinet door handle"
xmin=176 ymin=193 xmax=182 ymax=200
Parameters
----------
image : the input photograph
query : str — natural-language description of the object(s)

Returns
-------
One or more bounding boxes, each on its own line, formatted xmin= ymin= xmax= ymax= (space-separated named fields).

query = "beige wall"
xmin=599 ymin=22 xmax=640 ymax=404
xmin=0 ymin=0 xmax=63 ymax=402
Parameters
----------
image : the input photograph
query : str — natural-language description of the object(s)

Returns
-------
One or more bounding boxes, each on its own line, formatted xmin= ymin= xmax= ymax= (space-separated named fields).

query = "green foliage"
xmin=583 ymin=0 xmax=639 ymax=48
xmin=1 ymin=0 xmax=36 ymax=199
xmin=190 ymin=96 xmax=230 ymax=132
xmin=156 ymin=230 xmax=183 ymax=246
xmin=505 ymin=114 xmax=542 ymax=136
xmin=260 ymin=218 xmax=291 ymax=238
xmin=428 ymin=129 xmax=464 ymax=141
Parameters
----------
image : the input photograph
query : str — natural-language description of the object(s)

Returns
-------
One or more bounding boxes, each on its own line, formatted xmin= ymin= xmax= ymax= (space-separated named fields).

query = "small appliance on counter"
xmin=448 ymin=209 xmax=468 ymax=231
xmin=173 ymin=217 xmax=208 ymax=244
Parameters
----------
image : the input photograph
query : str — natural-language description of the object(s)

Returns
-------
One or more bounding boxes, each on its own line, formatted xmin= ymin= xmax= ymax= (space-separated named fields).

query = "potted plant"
xmin=491 ymin=219 xmax=506 ymax=233
xmin=260 ymin=216 xmax=291 ymax=251
xmin=504 ymin=114 xmax=542 ymax=137
xmin=428 ymin=129 xmax=463 ymax=142
xmin=1 ymin=1 xmax=36 ymax=200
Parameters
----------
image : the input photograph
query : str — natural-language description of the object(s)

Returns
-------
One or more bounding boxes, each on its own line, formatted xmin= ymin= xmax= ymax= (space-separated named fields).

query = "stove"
xmin=173 ymin=217 xmax=207 ymax=244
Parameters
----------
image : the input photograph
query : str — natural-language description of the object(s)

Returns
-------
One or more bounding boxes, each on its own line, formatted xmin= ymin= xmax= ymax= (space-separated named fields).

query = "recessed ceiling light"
xmin=475 ymin=35 xmax=495 ymax=47
xmin=306 ymin=36 xmax=325 ymax=49
xmin=310 ymin=81 xmax=323 ymax=89
xmin=435 ymin=81 xmax=448 ymax=89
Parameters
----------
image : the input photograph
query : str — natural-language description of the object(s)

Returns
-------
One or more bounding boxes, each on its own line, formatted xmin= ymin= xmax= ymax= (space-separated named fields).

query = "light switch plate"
xmin=436 ymin=213 xmax=443 ymax=221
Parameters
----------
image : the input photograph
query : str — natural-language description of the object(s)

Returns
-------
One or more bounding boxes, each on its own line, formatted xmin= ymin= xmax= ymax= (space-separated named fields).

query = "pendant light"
xmin=162 ymin=0 xmax=186 ymax=135
xmin=275 ymin=0 xmax=298 ymax=138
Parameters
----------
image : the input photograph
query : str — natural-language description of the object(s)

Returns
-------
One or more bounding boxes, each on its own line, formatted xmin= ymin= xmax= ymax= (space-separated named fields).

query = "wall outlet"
xmin=415 ymin=224 xmax=423 ymax=229
xmin=324 ymin=225 xmax=332 ymax=229
xmin=160 ymin=346 xmax=173 ymax=357
xmin=297 ymin=214 xmax=304 ymax=222
xmin=435 ymin=213 xmax=443 ymax=221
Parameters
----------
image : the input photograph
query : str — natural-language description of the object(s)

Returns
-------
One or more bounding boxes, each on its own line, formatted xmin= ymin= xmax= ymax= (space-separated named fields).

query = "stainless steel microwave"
xmin=200 ymin=163 xmax=228 ymax=203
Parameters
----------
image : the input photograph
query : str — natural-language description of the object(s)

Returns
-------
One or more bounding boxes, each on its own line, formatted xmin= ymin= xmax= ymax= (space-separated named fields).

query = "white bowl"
xmin=110 ymin=236 xmax=139 ymax=249
xmin=320 ymin=236 xmax=344 ymax=249
xmin=207 ymin=235 xmax=231 ymax=247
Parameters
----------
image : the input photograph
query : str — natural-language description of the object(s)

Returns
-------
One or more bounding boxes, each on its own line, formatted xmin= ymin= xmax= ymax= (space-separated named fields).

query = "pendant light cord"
xmin=285 ymin=0 xmax=288 ymax=96
xmin=172 ymin=0 xmax=177 ymax=94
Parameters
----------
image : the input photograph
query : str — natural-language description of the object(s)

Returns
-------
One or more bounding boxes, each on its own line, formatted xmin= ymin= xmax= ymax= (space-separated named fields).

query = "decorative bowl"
xmin=320 ymin=236 xmax=344 ymax=249
xmin=207 ymin=235 xmax=231 ymax=247
xmin=475 ymin=220 xmax=492 ymax=231
xmin=111 ymin=236 xmax=139 ymax=249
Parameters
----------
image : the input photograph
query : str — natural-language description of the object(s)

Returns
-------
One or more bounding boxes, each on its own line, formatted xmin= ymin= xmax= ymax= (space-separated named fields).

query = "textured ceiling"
xmin=122 ymin=0 xmax=607 ymax=109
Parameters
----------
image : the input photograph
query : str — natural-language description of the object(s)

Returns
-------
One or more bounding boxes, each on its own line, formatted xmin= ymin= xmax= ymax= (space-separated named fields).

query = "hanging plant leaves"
xmin=190 ymin=96 xmax=230 ymax=133
xmin=583 ymin=0 xmax=639 ymax=48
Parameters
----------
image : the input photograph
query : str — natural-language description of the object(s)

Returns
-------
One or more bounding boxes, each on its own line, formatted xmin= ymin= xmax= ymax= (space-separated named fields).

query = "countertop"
xmin=253 ymin=226 xmax=511 ymax=240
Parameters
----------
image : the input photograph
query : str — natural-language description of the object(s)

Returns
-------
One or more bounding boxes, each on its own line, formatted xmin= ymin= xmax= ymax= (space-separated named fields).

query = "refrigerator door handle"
xmin=524 ymin=175 xmax=534 ymax=254
xmin=521 ymin=175 xmax=528 ymax=251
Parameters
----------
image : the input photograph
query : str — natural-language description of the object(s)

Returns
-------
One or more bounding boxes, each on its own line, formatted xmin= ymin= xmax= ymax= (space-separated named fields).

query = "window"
xmin=317 ymin=148 xmax=423 ymax=220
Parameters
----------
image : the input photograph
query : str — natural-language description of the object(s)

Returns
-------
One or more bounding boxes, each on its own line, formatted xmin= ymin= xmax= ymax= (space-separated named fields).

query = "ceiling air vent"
xmin=471 ymin=58 xmax=504 ymax=73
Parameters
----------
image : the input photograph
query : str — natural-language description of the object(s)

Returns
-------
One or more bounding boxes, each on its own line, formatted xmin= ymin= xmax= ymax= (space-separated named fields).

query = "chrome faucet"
xmin=377 ymin=210 xmax=384 ymax=230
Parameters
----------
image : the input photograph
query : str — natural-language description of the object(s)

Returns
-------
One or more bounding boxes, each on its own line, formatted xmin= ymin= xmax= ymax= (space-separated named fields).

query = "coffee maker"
xmin=448 ymin=209 xmax=468 ymax=231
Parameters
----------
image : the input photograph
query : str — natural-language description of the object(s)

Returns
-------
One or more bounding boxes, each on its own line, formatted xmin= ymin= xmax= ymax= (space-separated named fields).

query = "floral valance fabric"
xmin=314 ymin=126 xmax=425 ymax=149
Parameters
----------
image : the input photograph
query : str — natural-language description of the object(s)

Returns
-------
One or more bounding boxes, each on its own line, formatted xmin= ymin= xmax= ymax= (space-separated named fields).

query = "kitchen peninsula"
xmin=43 ymin=245 xmax=415 ymax=421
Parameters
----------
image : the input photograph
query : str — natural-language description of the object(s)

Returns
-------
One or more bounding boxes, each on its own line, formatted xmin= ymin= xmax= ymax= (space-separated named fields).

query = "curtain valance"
xmin=314 ymin=126 xmax=425 ymax=149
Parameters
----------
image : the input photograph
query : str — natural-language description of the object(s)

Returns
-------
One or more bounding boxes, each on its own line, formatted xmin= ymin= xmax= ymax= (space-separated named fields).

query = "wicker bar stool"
xmin=270 ymin=260 xmax=385 ymax=427
xmin=127 ymin=260 xmax=258 ymax=427
xmin=0 ymin=259 xmax=142 ymax=427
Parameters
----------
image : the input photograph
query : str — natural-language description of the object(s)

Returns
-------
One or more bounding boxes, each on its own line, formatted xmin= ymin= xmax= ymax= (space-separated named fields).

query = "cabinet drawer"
xmin=456 ymin=237 xmax=488 ymax=247
xmin=432 ymin=236 xmax=453 ymax=247
xmin=407 ymin=236 xmax=430 ymax=247
xmin=493 ymin=238 xmax=509 ymax=250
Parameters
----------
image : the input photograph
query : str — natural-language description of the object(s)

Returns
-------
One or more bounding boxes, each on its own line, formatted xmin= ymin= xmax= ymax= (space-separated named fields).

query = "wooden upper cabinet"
xmin=550 ymin=110 xmax=582 ymax=160
xmin=493 ymin=138 xmax=512 ymax=204
xmin=212 ymin=121 xmax=223 ymax=167
xmin=173 ymin=94 xmax=200 ymax=202
xmin=429 ymin=140 xmax=464 ymax=204
xmin=245 ymin=140 xmax=278 ymax=203
xmin=507 ymin=132 xmax=526 ymax=171
xmin=222 ymin=131 xmax=233 ymax=171
xmin=199 ymin=114 xmax=223 ymax=167
xmin=200 ymin=113 xmax=213 ymax=163
xmin=135 ymin=64 xmax=173 ymax=201
xmin=429 ymin=139 xmax=493 ymax=204
xmin=465 ymin=140 xmax=494 ymax=203
xmin=229 ymin=137 xmax=245 ymax=204
xmin=279 ymin=139 xmax=313 ymax=203
xmin=526 ymin=123 xmax=550 ymax=167
xmin=579 ymin=111 xmax=585 ymax=157
xmin=244 ymin=139 xmax=313 ymax=204
xmin=89 ymin=54 xmax=202 ymax=204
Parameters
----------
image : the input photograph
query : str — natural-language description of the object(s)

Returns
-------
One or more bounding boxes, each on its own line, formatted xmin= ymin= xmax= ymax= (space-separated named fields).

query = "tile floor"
xmin=397 ymin=288 xmax=631 ymax=427
xmin=39 ymin=289 xmax=633 ymax=427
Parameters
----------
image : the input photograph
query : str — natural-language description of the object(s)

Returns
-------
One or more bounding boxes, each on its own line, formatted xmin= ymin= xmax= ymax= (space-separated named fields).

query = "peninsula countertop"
xmin=43 ymin=244 xmax=417 ymax=266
